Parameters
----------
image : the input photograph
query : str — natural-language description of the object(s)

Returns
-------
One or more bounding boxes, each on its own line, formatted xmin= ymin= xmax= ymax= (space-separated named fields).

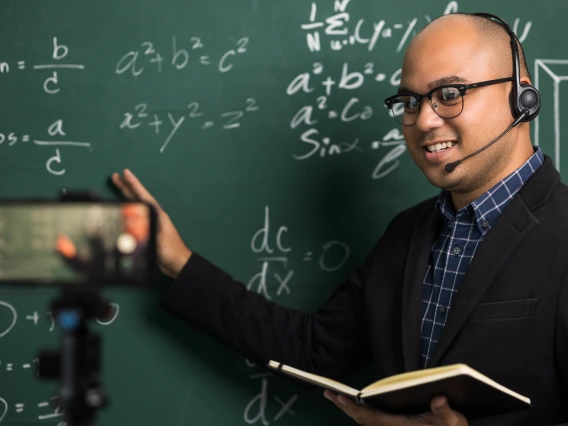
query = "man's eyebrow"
xmin=427 ymin=76 xmax=469 ymax=90
xmin=397 ymin=76 xmax=470 ymax=94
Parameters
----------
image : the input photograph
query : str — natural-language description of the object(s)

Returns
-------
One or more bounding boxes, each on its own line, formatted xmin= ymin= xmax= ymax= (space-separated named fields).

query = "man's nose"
xmin=415 ymin=98 xmax=445 ymax=132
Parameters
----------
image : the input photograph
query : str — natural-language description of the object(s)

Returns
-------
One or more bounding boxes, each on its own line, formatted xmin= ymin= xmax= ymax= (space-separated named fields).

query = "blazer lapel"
xmin=427 ymin=195 xmax=539 ymax=368
xmin=402 ymin=204 xmax=442 ymax=372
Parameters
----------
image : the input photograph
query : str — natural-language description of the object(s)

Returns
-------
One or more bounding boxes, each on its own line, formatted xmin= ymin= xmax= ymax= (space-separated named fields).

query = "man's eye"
xmin=438 ymin=88 xmax=461 ymax=102
xmin=403 ymin=98 xmax=419 ymax=110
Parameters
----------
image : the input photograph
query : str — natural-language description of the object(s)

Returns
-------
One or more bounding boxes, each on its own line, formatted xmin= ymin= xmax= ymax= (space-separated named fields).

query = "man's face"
xmin=399 ymin=18 xmax=515 ymax=195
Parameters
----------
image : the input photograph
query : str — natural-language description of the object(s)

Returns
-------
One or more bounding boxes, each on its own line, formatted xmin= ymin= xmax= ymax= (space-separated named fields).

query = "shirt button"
xmin=482 ymin=221 xmax=489 ymax=228
xmin=439 ymin=305 xmax=447 ymax=314
xmin=447 ymin=221 xmax=454 ymax=228
xmin=453 ymin=246 xmax=462 ymax=255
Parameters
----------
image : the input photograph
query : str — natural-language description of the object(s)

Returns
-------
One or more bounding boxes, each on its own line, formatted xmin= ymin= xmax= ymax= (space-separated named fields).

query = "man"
xmin=112 ymin=13 xmax=568 ymax=426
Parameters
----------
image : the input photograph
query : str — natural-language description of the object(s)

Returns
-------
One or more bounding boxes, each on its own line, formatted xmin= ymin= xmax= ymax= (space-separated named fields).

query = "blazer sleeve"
xmin=554 ymin=265 xmax=568 ymax=421
xmin=160 ymin=234 xmax=386 ymax=380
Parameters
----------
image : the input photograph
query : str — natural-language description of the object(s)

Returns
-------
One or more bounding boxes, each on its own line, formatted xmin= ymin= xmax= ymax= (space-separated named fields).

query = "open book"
xmin=267 ymin=361 xmax=531 ymax=419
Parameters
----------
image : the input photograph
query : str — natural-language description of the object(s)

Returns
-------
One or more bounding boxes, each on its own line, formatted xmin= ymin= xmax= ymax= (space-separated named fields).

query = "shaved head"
xmin=413 ymin=13 xmax=530 ymax=81
xmin=398 ymin=12 xmax=535 ymax=209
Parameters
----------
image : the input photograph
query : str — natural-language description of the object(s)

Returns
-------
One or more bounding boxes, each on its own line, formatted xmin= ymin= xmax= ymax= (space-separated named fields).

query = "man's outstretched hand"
xmin=112 ymin=169 xmax=192 ymax=278
xmin=324 ymin=391 xmax=468 ymax=426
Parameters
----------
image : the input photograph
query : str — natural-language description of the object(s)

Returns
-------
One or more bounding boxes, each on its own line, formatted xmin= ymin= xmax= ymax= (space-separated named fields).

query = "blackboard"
xmin=0 ymin=0 xmax=566 ymax=424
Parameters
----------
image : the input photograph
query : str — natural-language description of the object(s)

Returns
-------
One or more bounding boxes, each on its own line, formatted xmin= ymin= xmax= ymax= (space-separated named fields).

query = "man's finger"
xmin=122 ymin=169 xmax=160 ymax=206
xmin=111 ymin=173 xmax=137 ymax=200
xmin=431 ymin=395 xmax=461 ymax=425
xmin=324 ymin=391 xmax=396 ymax=425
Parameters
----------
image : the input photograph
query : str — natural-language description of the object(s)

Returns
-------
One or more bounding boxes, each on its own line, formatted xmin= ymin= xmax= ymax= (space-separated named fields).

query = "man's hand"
xmin=111 ymin=169 xmax=192 ymax=279
xmin=324 ymin=390 xmax=468 ymax=426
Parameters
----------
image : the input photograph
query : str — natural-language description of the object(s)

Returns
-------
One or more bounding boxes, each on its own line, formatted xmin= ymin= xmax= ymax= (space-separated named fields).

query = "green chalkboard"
xmin=0 ymin=0 xmax=567 ymax=425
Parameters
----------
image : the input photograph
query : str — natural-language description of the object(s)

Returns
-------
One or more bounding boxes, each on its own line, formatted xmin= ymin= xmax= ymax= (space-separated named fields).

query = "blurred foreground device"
xmin=0 ymin=199 xmax=157 ymax=286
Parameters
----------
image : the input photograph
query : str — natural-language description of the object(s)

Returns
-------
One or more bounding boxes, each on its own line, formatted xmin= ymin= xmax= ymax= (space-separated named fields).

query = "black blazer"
xmin=162 ymin=155 xmax=568 ymax=426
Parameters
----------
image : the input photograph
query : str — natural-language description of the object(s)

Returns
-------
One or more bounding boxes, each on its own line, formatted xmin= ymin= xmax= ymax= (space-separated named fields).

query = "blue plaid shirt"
xmin=419 ymin=147 xmax=544 ymax=368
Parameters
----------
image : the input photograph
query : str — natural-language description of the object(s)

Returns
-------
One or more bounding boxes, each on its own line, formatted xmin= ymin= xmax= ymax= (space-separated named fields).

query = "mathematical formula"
xmin=119 ymin=98 xmax=259 ymax=153
xmin=116 ymin=36 xmax=249 ymax=76
xmin=300 ymin=1 xmax=531 ymax=53
xmin=247 ymin=206 xmax=351 ymax=300
xmin=0 ymin=37 xmax=84 ymax=95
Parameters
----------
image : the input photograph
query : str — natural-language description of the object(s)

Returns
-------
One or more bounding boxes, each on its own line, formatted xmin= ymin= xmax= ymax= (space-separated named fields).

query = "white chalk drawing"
xmin=534 ymin=59 xmax=568 ymax=172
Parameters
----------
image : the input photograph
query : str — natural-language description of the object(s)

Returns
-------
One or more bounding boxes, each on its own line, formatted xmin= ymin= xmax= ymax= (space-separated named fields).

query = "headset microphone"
xmin=445 ymin=13 xmax=541 ymax=173
xmin=445 ymin=110 xmax=528 ymax=173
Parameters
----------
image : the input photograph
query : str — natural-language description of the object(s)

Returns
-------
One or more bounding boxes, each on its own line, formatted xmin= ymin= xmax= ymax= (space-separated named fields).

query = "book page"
xmin=361 ymin=364 xmax=470 ymax=393
xmin=267 ymin=361 xmax=359 ymax=397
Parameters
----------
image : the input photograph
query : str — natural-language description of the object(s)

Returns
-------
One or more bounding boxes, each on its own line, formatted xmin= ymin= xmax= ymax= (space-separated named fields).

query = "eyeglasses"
xmin=384 ymin=77 xmax=513 ymax=126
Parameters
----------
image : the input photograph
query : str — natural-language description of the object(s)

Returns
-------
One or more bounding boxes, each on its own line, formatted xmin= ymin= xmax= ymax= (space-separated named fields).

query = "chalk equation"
xmin=301 ymin=1 xmax=531 ymax=53
xmin=243 ymin=359 xmax=298 ymax=425
xmin=286 ymin=60 xmax=407 ymax=179
xmin=116 ymin=36 xmax=249 ymax=76
xmin=0 ymin=395 xmax=66 ymax=425
xmin=119 ymin=98 xmax=259 ymax=153
xmin=0 ymin=358 xmax=39 ymax=373
xmin=0 ymin=119 xmax=90 ymax=176
xmin=0 ymin=37 xmax=84 ymax=95
xmin=0 ymin=300 xmax=120 ymax=340
xmin=247 ymin=206 xmax=351 ymax=300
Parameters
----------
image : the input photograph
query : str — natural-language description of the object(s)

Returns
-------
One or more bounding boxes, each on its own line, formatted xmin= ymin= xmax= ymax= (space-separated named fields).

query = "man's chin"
xmin=422 ymin=167 xmax=461 ymax=191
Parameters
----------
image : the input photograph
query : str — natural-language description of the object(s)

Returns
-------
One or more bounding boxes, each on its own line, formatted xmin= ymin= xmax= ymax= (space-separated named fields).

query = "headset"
xmin=473 ymin=12 xmax=540 ymax=123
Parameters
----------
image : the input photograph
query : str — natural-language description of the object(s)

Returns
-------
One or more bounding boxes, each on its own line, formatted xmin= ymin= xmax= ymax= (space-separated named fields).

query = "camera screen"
xmin=0 ymin=202 xmax=156 ymax=285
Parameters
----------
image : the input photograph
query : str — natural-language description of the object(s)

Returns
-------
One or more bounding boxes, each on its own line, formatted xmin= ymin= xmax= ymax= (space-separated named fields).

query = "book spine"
xmin=356 ymin=392 xmax=363 ymax=405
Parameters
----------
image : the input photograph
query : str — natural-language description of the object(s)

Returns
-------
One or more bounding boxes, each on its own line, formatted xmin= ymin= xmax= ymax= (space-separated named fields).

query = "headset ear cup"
xmin=519 ymin=84 xmax=541 ymax=122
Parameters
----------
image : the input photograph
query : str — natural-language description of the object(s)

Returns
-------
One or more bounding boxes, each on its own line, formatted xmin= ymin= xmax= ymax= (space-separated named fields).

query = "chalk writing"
xmin=0 ymin=120 xmax=91 ymax=176
xmin=248 ymin=207 xmax=350 ymax=299
xmin=0 ymin=37 xmax=85 ymax=95
xmin=116 ymin=36 xmax=249 ymax=76
xmin=119 ymin=99 xmax=258 ymax=152
xmin=301 ymin=1 xmax=531 ymax=53
xmin=243 ymin=360 xmax=298 ymax=425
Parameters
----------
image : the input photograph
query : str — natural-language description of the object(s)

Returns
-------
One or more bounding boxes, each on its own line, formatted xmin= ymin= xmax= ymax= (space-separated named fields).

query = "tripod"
xmin=38 ymin=287 xmax=110 ymax=426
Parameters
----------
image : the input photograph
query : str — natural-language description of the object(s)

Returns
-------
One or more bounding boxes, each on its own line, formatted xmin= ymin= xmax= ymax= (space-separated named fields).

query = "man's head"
xmin=397 ymin=13 xmax=535 ymax=208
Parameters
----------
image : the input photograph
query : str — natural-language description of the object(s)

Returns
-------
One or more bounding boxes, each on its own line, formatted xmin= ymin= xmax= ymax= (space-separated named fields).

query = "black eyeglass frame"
xmin=384 ymin=77 xmax=513 ymax=126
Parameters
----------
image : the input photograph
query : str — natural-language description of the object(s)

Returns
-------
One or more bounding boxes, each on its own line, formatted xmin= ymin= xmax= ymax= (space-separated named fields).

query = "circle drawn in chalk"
xmin=0 ymin=397 xmax=7 ymax=423
xmin=318 ymin=241 xmax=351 ymax=272
xmin=0 ymin=301 xmax=17 ymax=338
xmin=96 ymin=303 xmax=120 ymax=326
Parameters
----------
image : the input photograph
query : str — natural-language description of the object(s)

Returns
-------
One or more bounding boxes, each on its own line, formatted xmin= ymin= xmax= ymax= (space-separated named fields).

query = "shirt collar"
xmin=435 ymin=147 xmax=544 ymax=234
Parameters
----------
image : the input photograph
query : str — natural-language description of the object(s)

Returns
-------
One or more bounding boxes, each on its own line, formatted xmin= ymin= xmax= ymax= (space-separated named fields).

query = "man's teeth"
xmin=427 ymin=141 xmax=454 ymax=153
